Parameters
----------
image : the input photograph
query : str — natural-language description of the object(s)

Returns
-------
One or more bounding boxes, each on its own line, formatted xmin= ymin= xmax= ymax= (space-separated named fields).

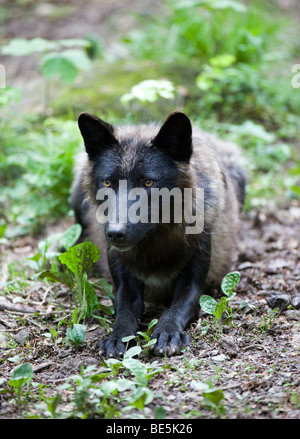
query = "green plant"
xmin=199 ymin=271 xmax=240 ymax=334
xmin=188 ymin=380 xmax=225 ymax=416
xmin=0 ymin=117 xmax=82 ymax=236
xmin=30 ymin=223 xmax=82 ymax=272
xmin=120 ymin=79 xmax=176 ymax=104
xmin=1 ymin=38 xmax=94 ymax=92
xmin=42 ymin=326 xmax=59 ymax=346
xmin=38 ymin=239 xmax=115 ymax=347
xmin=65 ymin=323 xmax=87 ymax=349
xmin=40 ymin=241 xmax=100 ymax=324
xmin=137 ymin=319 xmax=158 ymax=352
xmin=120 ymin=319 xmax=158 ymax=355
xmin=123 ymin=0 xmax=278 ymax=64
xmin=255 ymin=308 xmax=280 ymax=333
xmin=45 ymin=394 xmax=62 ymax=419
xmin=8 ymin=363 xmax=33 ymax=405
xmin=44 ymin=351 xmax=164 ymax=418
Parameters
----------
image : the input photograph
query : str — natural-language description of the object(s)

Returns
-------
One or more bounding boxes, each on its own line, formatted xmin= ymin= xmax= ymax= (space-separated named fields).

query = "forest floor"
xmin=0 ymin=0 xmax=300 ymax=420
xmin=0 ymin=203 xmax=299 ymax=419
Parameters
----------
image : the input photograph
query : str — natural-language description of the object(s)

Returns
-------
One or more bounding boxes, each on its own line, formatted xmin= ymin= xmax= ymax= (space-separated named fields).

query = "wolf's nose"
xmin=106 ymin=225 xmax=127 ymax=245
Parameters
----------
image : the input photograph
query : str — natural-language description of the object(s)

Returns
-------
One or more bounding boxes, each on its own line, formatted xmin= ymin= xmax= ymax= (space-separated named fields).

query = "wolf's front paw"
xmin=99 ymin=334 xmax=128 ymax=358
xmin=149 ymin=326 xmax=190 ymax=356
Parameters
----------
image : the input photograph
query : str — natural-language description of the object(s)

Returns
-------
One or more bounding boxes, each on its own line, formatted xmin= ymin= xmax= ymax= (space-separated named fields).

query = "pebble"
xmin=211 ymin=354 xmax=227 ymax=362
xmin=285 ymin=310 xmax=300 ymax=321
xmin=13 ymin=329 xmax=30 ymax=345
xmin=267 ymin=293 xmax=290 ymax=311
xmin=220 ymin=336 xmax=238 ymax=357
xmin=291 ymin=295 xmax=300 ymax=309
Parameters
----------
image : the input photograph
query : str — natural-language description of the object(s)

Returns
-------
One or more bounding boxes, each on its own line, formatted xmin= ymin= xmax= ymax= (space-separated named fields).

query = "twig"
xmin=33 ymin=362 xmax=53 ymax=373
xmin=0 ymin=300 xmax=36 ymax=314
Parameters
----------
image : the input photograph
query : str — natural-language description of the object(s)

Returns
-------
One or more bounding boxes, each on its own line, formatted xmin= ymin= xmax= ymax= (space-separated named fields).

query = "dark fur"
xmin=72 ymin=111 xmax=246 ymax=357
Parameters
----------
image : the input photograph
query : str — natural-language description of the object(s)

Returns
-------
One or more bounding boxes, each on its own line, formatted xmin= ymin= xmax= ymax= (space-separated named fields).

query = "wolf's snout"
xmin=106 ymin=224 xmax=127 ymax=245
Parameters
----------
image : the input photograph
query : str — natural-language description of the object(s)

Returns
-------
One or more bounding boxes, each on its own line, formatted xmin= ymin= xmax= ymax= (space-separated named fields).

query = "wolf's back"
xmin=189 ymin=128 xmax=246 ymax=287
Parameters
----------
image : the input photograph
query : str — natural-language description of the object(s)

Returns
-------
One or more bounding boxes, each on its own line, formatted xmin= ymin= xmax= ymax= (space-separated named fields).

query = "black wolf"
xmin=72 ymin=111 xmax=246 ymax=357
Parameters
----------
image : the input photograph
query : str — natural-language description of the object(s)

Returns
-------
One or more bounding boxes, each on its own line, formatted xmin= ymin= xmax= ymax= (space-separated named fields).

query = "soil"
xmin=0 ymin=203 xmax=299 ymax=419
xmin=0 ymin=0 xmax=300 ymax=420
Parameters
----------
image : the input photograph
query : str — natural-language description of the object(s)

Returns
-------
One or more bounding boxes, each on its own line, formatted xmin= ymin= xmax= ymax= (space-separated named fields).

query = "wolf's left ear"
xmin=78 ymin=112 xmax=117 ymax=160
xmin=152 ymin=111 xmax=192 ymax=162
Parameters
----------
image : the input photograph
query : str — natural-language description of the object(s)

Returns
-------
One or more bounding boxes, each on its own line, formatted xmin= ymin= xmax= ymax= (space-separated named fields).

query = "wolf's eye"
xmin=144 ymin=179 xmax=154 ymax=187
xmin=103 ymin=179 xmax=111 ymax=187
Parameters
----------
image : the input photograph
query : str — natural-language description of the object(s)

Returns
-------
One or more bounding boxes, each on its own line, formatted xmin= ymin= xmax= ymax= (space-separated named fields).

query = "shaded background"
xmin=1 ymin=0 xmax=300 ymax=239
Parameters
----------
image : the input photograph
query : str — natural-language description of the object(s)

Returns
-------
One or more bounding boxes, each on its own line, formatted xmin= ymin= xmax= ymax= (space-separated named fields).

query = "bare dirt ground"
xmin=0 ymin=0 xmax=299 ymax=420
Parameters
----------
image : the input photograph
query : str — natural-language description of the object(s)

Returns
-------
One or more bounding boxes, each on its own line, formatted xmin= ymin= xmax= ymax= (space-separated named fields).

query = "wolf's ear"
xmin=78 ymin=112 xmax=117 ymax=160
xmin=152 ymin=111 xmax=192 ymax=162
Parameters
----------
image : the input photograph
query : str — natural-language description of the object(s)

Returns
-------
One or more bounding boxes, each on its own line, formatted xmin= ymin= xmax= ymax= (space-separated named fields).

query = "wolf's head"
xmin=78 ymin=112 xmax=194 ymax=251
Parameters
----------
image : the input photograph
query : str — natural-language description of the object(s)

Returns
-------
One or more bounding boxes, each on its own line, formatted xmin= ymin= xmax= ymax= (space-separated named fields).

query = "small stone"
xmin=291 ymin=295 xmax=300 ymax=309
xmin=267 ymin=293 xmax=290 ymax=311
xmin=189 ymin=381 xmax=208 ymax=391
xmin=220 ymin=336 xmax=238 ymax=357
xmin=13 ymin=329 xmax=30 ymax=345
xmin=285 ymin=310 xmax=300 ymax=321
xmin=212 ymin=354 xmax=227 ymax=362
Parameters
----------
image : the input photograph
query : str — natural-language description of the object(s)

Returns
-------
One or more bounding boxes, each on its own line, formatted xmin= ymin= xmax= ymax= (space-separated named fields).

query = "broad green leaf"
xmin=8 ymin=363 xmax=33 ymax=389
xmin=41 ymin=54 xmax=78 ymax=83
xmin=100 ymin=381 xmax=118 ymax=396
xmin=221 ymin=271 xmax=240 ymax=296
xmin=1 ymin=38 xmax=58 ymax=56
xmin=144 ymin=338 xmax=157 ymax=348
xmin=96 ymin=303 xmax=114 ymax=315
xmin=84 ymin=279 xmax=98 ymax=316
xmin=148 ymin=319 xmax=158 ymax=330
xmin=38 ymin=269 xmax=74 ymax=288
xmin=128 ymin=387 xmax=154 ymax=409
xmin=66 ymin=324 xmax=87 ymax=346
xmin=121 ymin=79 xmax=175 ymax=104
xmin=116 ymin=378 xmax=134 ymax=392
xmin=59 ymin=241 xmax=100 ymax=278
xmin=60 ymin=49 xmax=91 ymax=70
xmin=59 ymin=224 xmax=82 ymax=250
xmin=94 ymin=278 xmax=114 ymax=300
xmin=124 ymin=345 xmax=142 ymax=359
xmin=199 ymin=295 xmax=217 ymax=315
xmin=203 ymin=388 xmax=224 ymax=405
xmin=122 ymin=358 xmax=148 ymax=385
xmin=41 ymin=49 xmax=91 ymax=83
xmin=122 ymin=335 xmax=137 ymax=343
xmin=214 ymin=296 xmax=227 ymax=320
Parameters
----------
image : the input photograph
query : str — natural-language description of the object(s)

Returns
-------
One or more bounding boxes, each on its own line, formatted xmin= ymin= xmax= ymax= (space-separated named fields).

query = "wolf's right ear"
xmin=78 ymin=113 xmax=117 ymax=160
xmin=152 ymin=111 xmax=192 ymax=162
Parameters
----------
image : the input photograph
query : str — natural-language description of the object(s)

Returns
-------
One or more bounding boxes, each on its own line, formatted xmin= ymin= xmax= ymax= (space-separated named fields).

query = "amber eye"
xmin=144 ymin=179 xmax=154 ymax=187
xmin=103 ymin=179 xmax=111 ymax=187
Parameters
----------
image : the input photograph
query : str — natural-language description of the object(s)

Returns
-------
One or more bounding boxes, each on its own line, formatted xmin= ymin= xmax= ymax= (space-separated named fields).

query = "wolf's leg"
xmin=150 ymin=234 xmax=211 ymax=356
xmin=99 ymin=274 xmax=144 ymax=358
